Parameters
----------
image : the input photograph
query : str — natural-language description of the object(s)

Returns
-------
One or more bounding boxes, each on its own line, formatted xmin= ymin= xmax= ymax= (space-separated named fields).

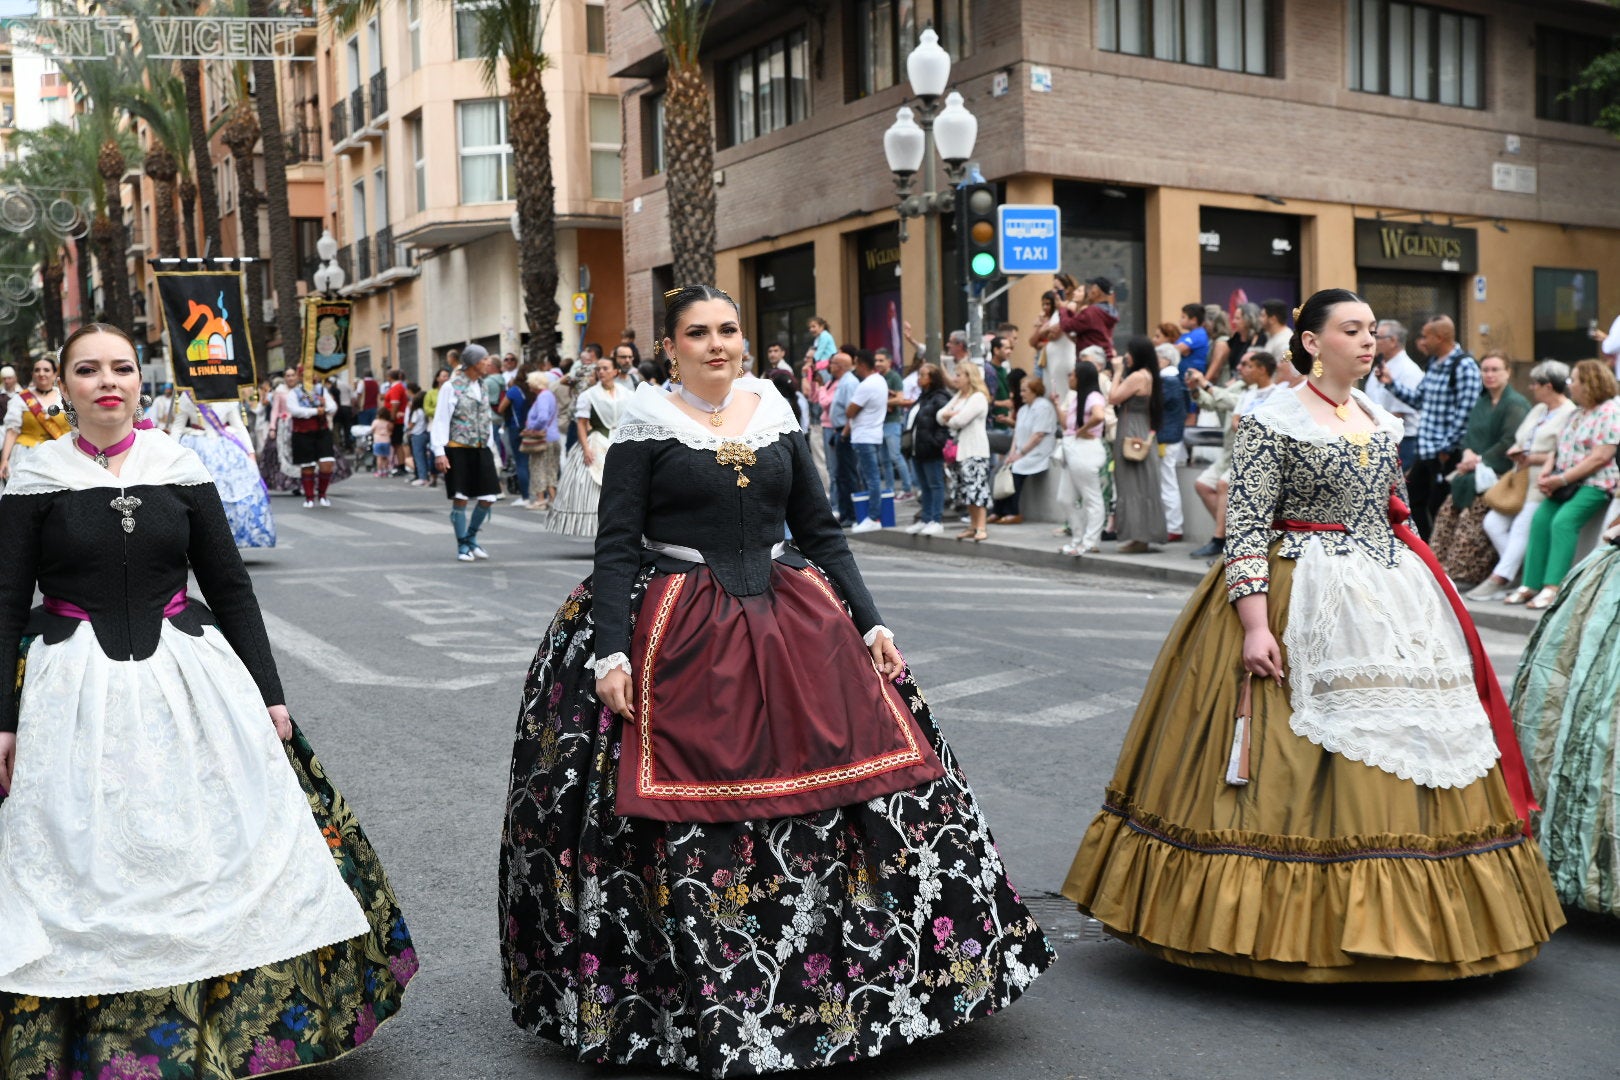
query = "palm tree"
xmin=3 ymin=124 xmax=98 ymax=346
xmin=125 ymin=56 xmax=194 ymax=259
xmin=55 ymin=56 xmax=142 ymax=330
xmin=217 ymin=60 xmax=270 ymax=370
xmin=181 ymin=57 xmax=224 ymax=257
xmin=636 ymin=0 xmax=717 ymax=286
xmin=329 ymin=0 xmax=562 ymax=366
xmin=250 ymin=0 xmax=304 ymax=356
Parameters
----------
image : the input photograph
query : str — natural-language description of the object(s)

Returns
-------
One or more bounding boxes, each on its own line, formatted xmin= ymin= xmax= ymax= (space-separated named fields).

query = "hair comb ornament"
xmin=663 ymin=287 xmax=686 ymax=302
xmin=1291 ymin=305 xmax=1303 ymax=322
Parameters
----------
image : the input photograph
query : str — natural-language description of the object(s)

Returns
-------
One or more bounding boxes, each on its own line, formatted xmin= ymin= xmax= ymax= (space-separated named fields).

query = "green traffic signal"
xmin=971 ymin=252 xmax=997 ymax=277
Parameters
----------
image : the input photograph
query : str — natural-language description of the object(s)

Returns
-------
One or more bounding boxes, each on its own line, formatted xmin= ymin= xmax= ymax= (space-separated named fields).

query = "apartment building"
xmin=610 ymin=0 xmax=1620 ymax=371
xmin=316 ymin=0 xmax=626 ymax=383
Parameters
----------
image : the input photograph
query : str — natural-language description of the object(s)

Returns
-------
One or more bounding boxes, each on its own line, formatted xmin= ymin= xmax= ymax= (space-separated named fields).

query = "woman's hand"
xmin=1457 ymin=449 xmax=1480 ymax=474
xmin=0 ymin=732 xmax=14 ymax=792
xmin=435 ymin=454 xmax=450 ymax=473
xmin=583 ymin=446 xmax=596 ymax=467
xmin=1538 ymin=471 xmax=1565 ymax=495
xmin=269 ymin=705 xmax=293 ymax=741
xmin=1242 ymin=628 xmax=1285 ymax=684
xmin=869 ymin=634 xmax=902 ymax=678
xmin=597 ymin=669 xmax=634 ymax=720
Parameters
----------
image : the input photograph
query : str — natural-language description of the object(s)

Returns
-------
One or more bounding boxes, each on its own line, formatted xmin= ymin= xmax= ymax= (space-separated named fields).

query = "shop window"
xmin=750 ymin=243 xmax=817 ymax=367
xmin=726 ymin=27 xmax=811 ymax=146
xmin=1198 ymin=205 xmax=1300 ymax=333
xmin=1054 ymin=181 xmax=1148 ymax=345
xmin=589 ymin=94 xmax=623 ymax=200
xmin=1348 ymin=1 xmax=1483 ymax=108
xmin=1536 ymin=26 xmax=1618 ymax=127
xmin=854 ymin=224 xmax=904 ymax=357
xmin=458 ymin=99 xmax=512 ymax=204
xmin=1098 ymin=0 xmax=1273 ymax=76
xmin=1534 ymin=268 xmax=1600 ymax=365
xmin=586 ymin=1 xmax=607 ymax=54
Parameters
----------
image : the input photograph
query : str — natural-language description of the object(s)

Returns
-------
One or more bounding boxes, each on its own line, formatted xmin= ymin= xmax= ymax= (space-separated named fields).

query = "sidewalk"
xmin=851 ymin=520 xmax=1545 ymax=637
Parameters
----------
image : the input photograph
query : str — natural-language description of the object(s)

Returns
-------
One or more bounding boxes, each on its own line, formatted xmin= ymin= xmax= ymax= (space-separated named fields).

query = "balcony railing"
xmin=336 ymin=243 xmax=353 ymax=282
xmin=368 ymin=70 xmax=388 ymax=120
xmin=355 ymin=235 xmax=372 ymax=281
xmin=329 ymin=100 xmax=347 ymax=145
xmin=348 ymin=86 xmax=366 ymax=132
xmin=284 ymin=123 xmax=321 ymax=164
xmin=374 ymin=225 xmax=395 ymax=274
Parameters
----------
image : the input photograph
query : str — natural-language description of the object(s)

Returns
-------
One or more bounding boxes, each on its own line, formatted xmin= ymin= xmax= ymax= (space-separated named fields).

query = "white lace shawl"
xmin=3 ymin=428 xmax=213 ymax=496
xmin=1249 ymin=384 xmax=1406 ymax=446
xmin=613 ymin=375 xmax=802 ymax=452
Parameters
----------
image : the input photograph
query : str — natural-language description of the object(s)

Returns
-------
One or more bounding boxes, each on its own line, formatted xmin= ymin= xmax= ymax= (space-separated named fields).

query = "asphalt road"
xmin=237 ymin=474 xmax=1618 ymax=1080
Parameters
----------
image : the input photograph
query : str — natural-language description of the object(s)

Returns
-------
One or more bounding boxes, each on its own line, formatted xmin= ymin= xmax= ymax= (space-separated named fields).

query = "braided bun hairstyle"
xmin=662 ymin=283 xmax=739 ymax=343
xmin=1290 ymin=288 xmax=1366 ymax=366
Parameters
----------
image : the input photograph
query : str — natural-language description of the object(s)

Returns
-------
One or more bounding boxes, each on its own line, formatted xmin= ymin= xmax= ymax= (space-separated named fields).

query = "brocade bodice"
xmin=1224 ymin=386 xmax=1409 ymax=602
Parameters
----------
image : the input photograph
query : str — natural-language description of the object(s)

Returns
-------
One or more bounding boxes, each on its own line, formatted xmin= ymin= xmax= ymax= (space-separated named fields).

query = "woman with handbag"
xmin=0 ymin=324 xmax=415 ymax=1076
xmin=1062 ymin=289 xmax=1563 ymax=982
xmin=990 ymin=379 xmax=1058 ymax=524
xmin=1107 ymin=337 xmax=1167 ymax=554
xmin=1515 ymin=359 xmax=1620 ymax=610
xmin=1469 ymin=362 xmax=1575 ymax=601
xmin=938 ymin=362 xmax=993 ymax=541
xmin=1426 ymin=352 xmax=1529 ymax=587
xmin=905 ymin=363 xmax=953 ymax=536
xmin=521 ymin=369 xmax=561 ymax=511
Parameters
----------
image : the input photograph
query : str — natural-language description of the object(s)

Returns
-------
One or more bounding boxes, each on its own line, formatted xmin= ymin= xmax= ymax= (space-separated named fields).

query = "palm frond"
xmin=635 ymin=0 xmax=717 ymax=67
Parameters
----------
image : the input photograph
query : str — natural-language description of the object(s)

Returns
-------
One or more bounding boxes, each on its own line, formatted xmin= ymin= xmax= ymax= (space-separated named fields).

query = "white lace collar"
xmin=1249 ymin=384 xmax=1405 ymax=446
xmin=615 ymin=375 xmax=801 ymax=450
xmin=2 ymin=428 xmax=213 ymax=496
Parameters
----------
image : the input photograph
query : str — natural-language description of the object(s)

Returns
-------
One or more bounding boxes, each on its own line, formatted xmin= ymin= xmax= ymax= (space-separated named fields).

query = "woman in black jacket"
xmin=906 ymin=362 xmax=953 ymax=536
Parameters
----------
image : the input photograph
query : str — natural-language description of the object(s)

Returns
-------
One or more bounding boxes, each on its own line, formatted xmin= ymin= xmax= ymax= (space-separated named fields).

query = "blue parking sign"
xmin=998 ymin=205 xmax=1061 ymax=275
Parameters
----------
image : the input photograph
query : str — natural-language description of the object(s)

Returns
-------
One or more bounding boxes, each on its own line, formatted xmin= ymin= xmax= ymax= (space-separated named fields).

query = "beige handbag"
xmin=1480 ymin=466 xmax=1530 ymax=516
xmin=1121 ymin=435 xmax=1152 ymax=462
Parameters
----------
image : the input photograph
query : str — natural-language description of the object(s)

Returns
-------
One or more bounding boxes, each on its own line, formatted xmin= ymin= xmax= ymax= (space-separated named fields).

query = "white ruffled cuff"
xmin=862 ymin=625 xmax=895 ymax=648
xmin=590 ymin=653 xmax=632 ymax=680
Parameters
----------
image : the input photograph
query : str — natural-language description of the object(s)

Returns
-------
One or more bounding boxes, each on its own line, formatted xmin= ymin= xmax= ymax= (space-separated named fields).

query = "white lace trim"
xmin=612 ymin=375 xmax=801 ymax=452
xmin=1281 ymin=539 xmax=1499 ymax=789
xmin=2 ymin=428 xmax=213 ymax=496
xmin=1249 ymin=384 xmax=1405 ymax=446
xmin=591 ymin=652 xmax=632 ymax=680
xmin=862 ymin=625 xmax=895 ymax=648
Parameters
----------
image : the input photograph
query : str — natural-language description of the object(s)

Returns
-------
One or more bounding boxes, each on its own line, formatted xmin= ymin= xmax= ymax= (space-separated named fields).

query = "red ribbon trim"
xmin=1273 ymin=498 xmax=1538 ymax=829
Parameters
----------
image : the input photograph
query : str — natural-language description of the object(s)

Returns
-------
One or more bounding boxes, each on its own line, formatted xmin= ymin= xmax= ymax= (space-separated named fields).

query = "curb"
xmin=851 ymin=530 xmax=1544 ymax=637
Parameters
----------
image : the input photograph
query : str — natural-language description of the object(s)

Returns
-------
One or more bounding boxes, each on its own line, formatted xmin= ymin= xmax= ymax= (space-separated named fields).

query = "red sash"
xmin=1273 ymin=497 xmax=1538 ymax=829
xmin=18 ymin=389 xmax=68 ymax=440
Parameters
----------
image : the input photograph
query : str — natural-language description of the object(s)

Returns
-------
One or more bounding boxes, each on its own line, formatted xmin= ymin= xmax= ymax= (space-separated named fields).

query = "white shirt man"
xmin=848 ymin=369 xmax=888 ymax=445
xmin=1595 ymin=313 xmax=1620 ymax=372
xmin=1363 ymin=319 xmax=1423 ymax=425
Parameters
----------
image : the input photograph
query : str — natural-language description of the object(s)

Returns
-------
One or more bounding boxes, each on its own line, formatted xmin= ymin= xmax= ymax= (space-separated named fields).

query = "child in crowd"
xmin=371 ymin=406 xmax=394 ymax=477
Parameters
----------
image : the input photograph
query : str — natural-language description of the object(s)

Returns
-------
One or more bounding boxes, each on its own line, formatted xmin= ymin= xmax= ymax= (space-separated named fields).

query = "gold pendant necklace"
xmin=1306 ymin=379 xmax=1352 ymax=422
xmin=1342 ymin=432 xmax=1372 ymax=469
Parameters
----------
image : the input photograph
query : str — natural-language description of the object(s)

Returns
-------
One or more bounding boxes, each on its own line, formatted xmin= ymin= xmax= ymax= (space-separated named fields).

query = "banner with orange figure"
xmin=155 ymin=270 xmax=258 ymax=403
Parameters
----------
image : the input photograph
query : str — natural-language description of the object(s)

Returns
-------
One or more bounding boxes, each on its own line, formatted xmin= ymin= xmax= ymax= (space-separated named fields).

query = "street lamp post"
xmin=311 ymin=227 xmax=346 ymax=296
xmin=883 ymin=28 xmax=977 ymax=364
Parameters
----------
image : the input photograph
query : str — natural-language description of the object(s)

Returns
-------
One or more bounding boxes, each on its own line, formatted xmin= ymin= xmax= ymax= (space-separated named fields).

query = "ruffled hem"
xmin=1064 ymin=792 xmax=1564 ymax=978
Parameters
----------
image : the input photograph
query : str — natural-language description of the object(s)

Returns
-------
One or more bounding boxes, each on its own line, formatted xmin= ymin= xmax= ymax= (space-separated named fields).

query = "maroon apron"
xmin=616 ymin=563 xmax=945 ymax=823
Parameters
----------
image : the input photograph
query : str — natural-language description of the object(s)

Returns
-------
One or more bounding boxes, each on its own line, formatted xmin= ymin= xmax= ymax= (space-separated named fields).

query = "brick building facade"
xmin=611 ymin=0 xmax=1620 ymax=373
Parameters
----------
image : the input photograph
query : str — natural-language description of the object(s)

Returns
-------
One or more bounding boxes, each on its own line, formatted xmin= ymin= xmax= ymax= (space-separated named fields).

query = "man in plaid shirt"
xmin=1378 ymin=314 xmax=1480 ymax=540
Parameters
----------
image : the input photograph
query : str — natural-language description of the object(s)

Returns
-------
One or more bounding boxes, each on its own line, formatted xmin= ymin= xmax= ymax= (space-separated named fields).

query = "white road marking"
xmin=273 ymin=514 xmax=369 ymax=538
xmin=349 ymin=511 xmax=447 ymax=536
xmin=949 ymin=687 xmax=1141 ymax=728
xmin=482 ymin=513 xmax=552 ymax=534
xmin=923 ymin=669 xmax=1037 ymax=704
xmin=259 ymin=611 xmax=501 ymax=690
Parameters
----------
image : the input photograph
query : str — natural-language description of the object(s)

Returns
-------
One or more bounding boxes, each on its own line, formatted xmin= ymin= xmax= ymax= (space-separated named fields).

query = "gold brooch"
xmin=716 ymin=441 xmax=756 ymax=487
xmin=1342 ymin=432 xmax=1372 ymax=468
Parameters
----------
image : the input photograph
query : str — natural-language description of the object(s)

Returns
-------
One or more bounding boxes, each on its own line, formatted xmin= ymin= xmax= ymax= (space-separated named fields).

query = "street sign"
xmin=571 ymin=292 xmax=590 ymax=324
xmin=997 ymin=205 xmax=1061 ymax=275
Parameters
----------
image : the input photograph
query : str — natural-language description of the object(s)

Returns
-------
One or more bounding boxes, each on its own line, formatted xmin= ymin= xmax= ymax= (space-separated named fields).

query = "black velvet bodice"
xmin=0 ymin=482 xmax=284 ymax=732
xmin=592 ymin=430 xmax=882 ymax=661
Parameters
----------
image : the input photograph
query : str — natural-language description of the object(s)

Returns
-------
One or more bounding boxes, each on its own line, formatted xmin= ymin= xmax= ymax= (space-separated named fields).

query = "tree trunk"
xmin=182 ymin=58 xmax=223 ymax=257
xmin=508 ymin=65 xmax=559 ymax=367
xmin=96 ymin=146 xmax=134 ymax=332
xmin=179 ymin=176 xmax=198 ymax=259
xmin=224 ymin=105 xmax=267 ymax=381
xmin=661 ymin=60 xmax=717 ymax=287
xmin=73 ymin=236 xmax=92 ymax=328
xmin=249 ymin=0 xmax=303 ymax=359
xmin=41 ymin=254 xmax=65 ymax=352
xmin=145 ymin=143 xmax=181 ymax=259
xmin=90 ymin=214 xmax=122 ymax=325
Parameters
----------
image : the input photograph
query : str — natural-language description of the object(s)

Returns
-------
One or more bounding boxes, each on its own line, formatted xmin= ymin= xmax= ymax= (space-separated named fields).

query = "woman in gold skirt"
xmin=1063 ymin=289 xmax=1564 ymax=982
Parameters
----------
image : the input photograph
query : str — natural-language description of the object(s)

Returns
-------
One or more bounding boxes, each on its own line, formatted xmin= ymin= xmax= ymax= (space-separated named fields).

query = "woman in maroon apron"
xmin=500 ymin=285 xmax=1052 ymax=1076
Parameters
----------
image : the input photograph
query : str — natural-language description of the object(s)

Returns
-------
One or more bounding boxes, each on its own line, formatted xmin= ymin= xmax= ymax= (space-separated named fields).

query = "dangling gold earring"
xmin=670 ymin=357 xmax=681 ymax=382
xmin=1311 ymin=354 xmax=1325 ymax=379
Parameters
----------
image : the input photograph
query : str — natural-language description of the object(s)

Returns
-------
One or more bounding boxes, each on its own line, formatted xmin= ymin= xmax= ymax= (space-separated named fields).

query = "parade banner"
xmin=155 ymin=270 xmax=257 ymax=403
xmin=301 ymin=295 xmax=353 ymax=390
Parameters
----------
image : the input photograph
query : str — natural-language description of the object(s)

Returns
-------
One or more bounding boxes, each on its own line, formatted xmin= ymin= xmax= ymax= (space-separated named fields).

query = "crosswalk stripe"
xmin=923 ymin=669 xmax=1034 ymax=704
xmin=482 ymin=512 xmax=553 ymax=534
xmin=349 ymin=511 xmax=447 ymax=536
xmin=949 ymin=687 xmax=1140 ymax=727
xmin=272 ymin=514 xmax=368 ymax=538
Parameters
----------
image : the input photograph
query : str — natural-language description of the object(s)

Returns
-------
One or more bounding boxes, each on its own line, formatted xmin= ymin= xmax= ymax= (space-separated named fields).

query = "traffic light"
xmin=959 ymin=181 xmax=1000 ymax=281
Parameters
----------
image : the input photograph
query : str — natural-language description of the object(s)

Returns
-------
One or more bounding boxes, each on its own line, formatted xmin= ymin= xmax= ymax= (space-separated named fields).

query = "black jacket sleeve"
xmin=0 ymin=493 xmax=47 ymax=734
xmin=183 ymin=484 xmax=285 ymax=708
xmin=782 ymin=431 xmax=883 ymax=634
xmin=592 ymin=438 xmax=654 ymax=662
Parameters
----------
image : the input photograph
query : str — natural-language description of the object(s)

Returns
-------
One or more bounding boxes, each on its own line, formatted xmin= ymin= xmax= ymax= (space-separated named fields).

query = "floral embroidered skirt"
xmin=499 ymin=569 xmax=1053 ymax=1077
xmin=1062 ymin=551 xmax=1565 ymax=982
xmin=1513 ymin=543 xmax=1620 ymax=916
xmin=0 ymin=725 xmax=417 ymax=1079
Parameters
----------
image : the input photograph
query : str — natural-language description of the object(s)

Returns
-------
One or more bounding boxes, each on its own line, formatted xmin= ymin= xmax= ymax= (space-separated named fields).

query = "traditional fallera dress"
xmin=0 ymin=431 xmax=415 ymax=1077
xmin=2 ymin=387 xmax=72 ymax=477
xmin=500 ymin=377 xmax=1051 ymax=1076
xmin=1513 ymin=536 xmax=1620 ymax=917
xmin=257 ymin=383 xmax=302 ymax=493
xmin=169 ymin=391 xmax=276 ymax=548
xmin=545 ymin=379 xmax=628 ymax=538
xmin=1064 ymin=385 xmax=1564 ymax=982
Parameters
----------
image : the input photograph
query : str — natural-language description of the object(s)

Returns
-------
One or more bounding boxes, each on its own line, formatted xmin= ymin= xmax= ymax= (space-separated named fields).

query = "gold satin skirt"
xmin=1063 ymin=552 xmax=1565 ymax=982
